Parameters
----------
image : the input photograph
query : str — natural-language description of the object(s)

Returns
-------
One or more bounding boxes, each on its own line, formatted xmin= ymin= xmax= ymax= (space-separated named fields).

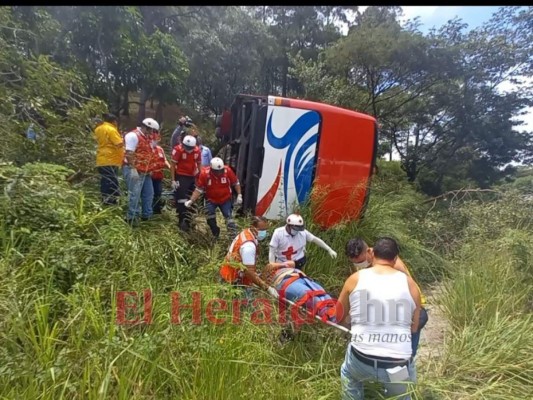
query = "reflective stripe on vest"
xmin=201 ymin=167 xmax=233 ymax=204
xmin=220 ymin=229 xmax=258 ymax=284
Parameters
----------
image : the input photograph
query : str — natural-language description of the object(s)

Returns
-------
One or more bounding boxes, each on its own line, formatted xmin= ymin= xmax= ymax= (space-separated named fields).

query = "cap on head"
xmin=142 ymin=118 xmax=159 ymax=131
xmin=210 ymin=157 xmax=224 ymax=171
xmin=286 ymin=214 xmax=305 ymax=231
xmin=182 ymin=135 xmax=197 ymax=150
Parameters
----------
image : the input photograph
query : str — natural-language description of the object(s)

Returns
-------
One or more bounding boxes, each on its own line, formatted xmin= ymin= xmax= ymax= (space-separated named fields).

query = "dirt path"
xmin=417 ymin=282 xmax=448 ymax=363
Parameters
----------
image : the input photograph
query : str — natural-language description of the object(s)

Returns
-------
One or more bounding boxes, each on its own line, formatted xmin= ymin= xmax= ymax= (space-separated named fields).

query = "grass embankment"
xmin=0 ymin=161 xmax=531 ymax=399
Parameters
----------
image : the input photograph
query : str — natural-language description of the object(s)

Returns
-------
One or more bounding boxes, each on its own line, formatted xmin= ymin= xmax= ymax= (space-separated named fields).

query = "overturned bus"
xmin=215 ymin=94 xmax=377 ymax=229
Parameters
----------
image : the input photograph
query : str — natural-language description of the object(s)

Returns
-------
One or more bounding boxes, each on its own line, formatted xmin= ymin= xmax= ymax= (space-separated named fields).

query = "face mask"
xmin=352 ymin=260 xmax=370 ymax=270
xmin=288 ymin=227 xmax=300 ymax=236
xmin=257 ymin=230 xmax=268 ymax=241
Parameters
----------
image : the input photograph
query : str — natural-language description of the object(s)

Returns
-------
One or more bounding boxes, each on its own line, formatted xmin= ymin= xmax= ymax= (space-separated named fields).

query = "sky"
xmin=348 ymin=6 xmax=532 ymax=162
xmin=393 ymin=6 xmax=532 ymax=134
xmin=398 ymin=6 xmax=502 ymax=32
xmin=352 ymin=6 xmax=532 ymax=135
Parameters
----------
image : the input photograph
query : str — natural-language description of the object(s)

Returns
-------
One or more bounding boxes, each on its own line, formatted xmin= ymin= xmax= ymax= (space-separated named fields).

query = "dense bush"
xmin=1 ymin=160 xmax=532 ymax=399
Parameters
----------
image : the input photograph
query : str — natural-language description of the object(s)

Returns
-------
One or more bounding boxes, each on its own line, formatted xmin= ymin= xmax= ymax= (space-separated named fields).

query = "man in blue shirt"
xmin=197 ymin=136 xmax=213 ymax=167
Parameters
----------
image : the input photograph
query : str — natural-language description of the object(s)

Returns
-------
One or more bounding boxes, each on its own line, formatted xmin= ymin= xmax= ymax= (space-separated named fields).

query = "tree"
xmin=0 ymin=7 xmax=105 ymax=171
xmin=177 ymin=7 xmax=276 ymax=115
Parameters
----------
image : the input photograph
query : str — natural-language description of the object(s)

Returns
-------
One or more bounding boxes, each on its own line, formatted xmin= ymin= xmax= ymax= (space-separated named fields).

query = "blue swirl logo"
xmin=266 ymin=110 xmax=319 ymax=211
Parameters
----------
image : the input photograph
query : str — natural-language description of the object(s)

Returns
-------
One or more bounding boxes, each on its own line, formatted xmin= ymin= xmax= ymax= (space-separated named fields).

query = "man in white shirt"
xmin=336 ymin=237 xmax=421 ymax=400
xmin=219 ymin=216 xmax=278 ymax=299
xmin=269 ymin=214 xmax=337 ymax=271
xmin=123 ymin=118 xmax=159 ymax=224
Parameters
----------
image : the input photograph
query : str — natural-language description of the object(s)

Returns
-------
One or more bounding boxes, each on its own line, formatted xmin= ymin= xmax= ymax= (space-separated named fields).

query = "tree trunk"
xmin=121 ymin=89 xmax=130 ymax=116
xmin=389 ymin=130 xmax=394 ymax=161
xmin=137 ymin=87 xmax=150 ymax=125
xmin=155 ymin=100 xmax=164 ymax=123
xmin=111 ymin=91 xmax=121 ymax=116
xmin=282 ymin=56 xmax=289 ymax=97
xmin=405 ymin=159 xmax=418 ymax=182
xmin=150 ymin=97 xmax=154 ymax=109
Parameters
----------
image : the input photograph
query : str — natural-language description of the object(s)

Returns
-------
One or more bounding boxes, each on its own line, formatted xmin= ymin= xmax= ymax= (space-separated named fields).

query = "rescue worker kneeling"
xmin=219 ymin=216 xmax=278 ymax=298
xmin=263 ymin=261 xmax=338 ymax=324
xmin=185 ymin=157 xmax=241 ymax=239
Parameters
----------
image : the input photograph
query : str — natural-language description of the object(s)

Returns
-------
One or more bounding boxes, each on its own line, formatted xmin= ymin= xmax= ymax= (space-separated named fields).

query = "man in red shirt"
xmin=170 ymin=135 xmax=201 ymax=232
xmin=184 ymin=157 xmax=242 ymax=239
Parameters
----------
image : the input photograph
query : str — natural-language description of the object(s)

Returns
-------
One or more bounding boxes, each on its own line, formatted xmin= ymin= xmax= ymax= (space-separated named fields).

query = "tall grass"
xmin=1 ymin=162 xmax=531 ymax=399
xmin=420 ymin=192 xmax=533 ymax=399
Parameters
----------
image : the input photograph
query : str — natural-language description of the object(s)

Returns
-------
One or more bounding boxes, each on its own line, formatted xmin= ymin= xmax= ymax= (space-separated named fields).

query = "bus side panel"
xmin=255 ymin=105 xmax=321 ymax=220
xmin=313 ymin=116 xmax=376 ymax=227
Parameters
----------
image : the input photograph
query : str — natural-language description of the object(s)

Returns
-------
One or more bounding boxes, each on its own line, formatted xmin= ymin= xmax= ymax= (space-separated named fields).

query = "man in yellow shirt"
xmin=94 ymin=113 xmax=125 ymax=205
xmin=345 ymin=237 xmax=429 ymax=359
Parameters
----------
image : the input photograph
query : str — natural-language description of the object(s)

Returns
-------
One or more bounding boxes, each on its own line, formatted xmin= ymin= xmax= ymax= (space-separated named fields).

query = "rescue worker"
xmin=337 ymin=237 xmax=421 ymax=400
xmin=170 ymin=134 xmax=201 ymax=232
xmin=94 ymin=113 xmax=124 ymax=206
xmin=150 ymin=130 xmax=170 ymax=214
xmin=219 ymin=216 xmax=278 ymax=298
xmin=170 ymin=116 xmax=192 ymax=152
xmin=269 ymin=214 xmax=338 ymax=271
xmin=123 ymin=118 xmax=160 ymax=224
xmin=184 ymin=157 xmax=242 ymax=239
xmin=345 ymin=237 xmax=428 ymax=359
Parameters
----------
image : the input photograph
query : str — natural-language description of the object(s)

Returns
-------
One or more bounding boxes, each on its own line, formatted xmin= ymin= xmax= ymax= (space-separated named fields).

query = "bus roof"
xmin=233 ymin=94 xmax=376 ymax=123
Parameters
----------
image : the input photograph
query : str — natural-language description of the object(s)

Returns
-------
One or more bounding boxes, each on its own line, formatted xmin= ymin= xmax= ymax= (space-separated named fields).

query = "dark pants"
xmin=174 ymin=174 xmax=196 ymax=231
xmin=98 ymin=166 xmax=120 ymax=205
xmin=205 ymin=199 xmax=238 ymax=238
xmin=411 ymin=307 xmax=429 ymax=358
xmin=152 ymin=178 xmax=163 ymax=214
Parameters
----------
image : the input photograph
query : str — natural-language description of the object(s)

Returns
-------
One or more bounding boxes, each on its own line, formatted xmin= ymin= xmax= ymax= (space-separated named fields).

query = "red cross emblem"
xmin=281 ymin=246 xmax=296 ymax=260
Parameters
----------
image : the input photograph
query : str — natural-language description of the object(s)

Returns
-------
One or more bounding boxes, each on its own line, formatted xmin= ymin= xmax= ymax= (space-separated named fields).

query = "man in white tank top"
xmin=345 ymin=237 xmax=429 ymax=359
xmin=335 ymin=237 xmax=421 ymax=400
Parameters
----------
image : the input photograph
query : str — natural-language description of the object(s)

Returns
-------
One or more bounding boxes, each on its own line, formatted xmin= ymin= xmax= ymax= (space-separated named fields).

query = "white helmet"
xmin=210 ymin=157 xmax=224 ymax=171
xmin=142 ymin=118 xmax=159 ymax=131
xmin=182 ymin=135 xmax=197 ymax=148
xmin=286 ymin=214 xmax=305 ymax=231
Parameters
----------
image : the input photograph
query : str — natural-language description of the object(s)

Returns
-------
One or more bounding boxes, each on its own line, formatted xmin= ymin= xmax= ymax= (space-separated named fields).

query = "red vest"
xmin=171 ymin=144 xmax=201 ymax=176
xmin=196 ymin=167 xmax=237 ymax=204
xmin=151 ymin=146 xmax=167 ymax=180
xmin=123 ymin=128 xmax=156 ymax=173
xmin=220 ymin=228 xmax=258 ymax=285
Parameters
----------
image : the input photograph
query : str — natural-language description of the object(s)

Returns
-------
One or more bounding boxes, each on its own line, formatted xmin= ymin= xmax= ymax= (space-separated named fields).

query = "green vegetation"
xmin=2 ymin=6 xmax=532 ymax=194
xmin=1 ymin=4 xmax=532 ymax=399
xmin=1 ymin=161 xmax=532 ymax=399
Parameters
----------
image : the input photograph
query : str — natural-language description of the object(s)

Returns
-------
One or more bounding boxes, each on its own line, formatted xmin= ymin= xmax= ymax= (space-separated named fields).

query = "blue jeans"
xmin=411 ymin=307 xmax=429 ymax=358
xmin=123 ymin=165 xmax=154 ymax=220
xmin=205 ymin=199 xmax=237 ymax=237
xmin=341 ymin=345 xmax=416 ymax=400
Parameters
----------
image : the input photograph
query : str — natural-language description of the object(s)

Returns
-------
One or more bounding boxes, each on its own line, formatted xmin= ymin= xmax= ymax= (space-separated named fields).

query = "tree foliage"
xmin=0 ymin=5 xmax=531 ymax=194
xmin=0 ymin=7 xmax=106 ymax=171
